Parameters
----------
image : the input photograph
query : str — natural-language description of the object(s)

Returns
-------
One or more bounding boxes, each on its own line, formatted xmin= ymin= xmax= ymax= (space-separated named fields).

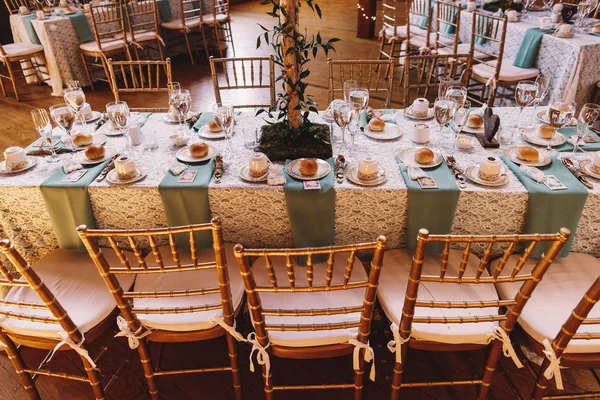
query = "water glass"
xmin=106 ymin=101 xmax=131 ymax=155
xmin=49 ymin=103 xmax=75 ymax=150
xmin=515 ymin=80 xmax=539 ymax=130
xmin=548 ymin=101 xmax=576 ymax=154
xmin=574 ymin=103 xmax=600 ymax=152
xmin=343 ymin=80 xmax=358 ymax=102
xmin=243 ymin=127 xmax=257 ymax=149
xmin=438 ymin=78 xmax=456 ymax=99
xmin=143 ymin=129 xmax=158 ymax=151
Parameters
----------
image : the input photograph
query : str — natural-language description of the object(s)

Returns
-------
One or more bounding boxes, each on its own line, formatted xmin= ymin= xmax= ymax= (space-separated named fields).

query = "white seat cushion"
xmin=79 ymin=39 xmax=127 ymax=53
xmin=0 ymin=249 xmax=135 ymax=340
xmin=125 ymin=30 xmax=159 ymax=42
xmin=202 ymin=13 xmax=228 ymax=25
xmin=381 ymin=25 xmax=408 ymax=39
xmin=430 ymin=32 xmax=456 ymax=46
xmin=377 ymin=249 xmax=500 ymax=345
xmin=161 ymin=17 xmax=201 ymax=30
xmin=1 ymin=42 xmax=44 ymax=58
xmin=437 ymin=42 xmax=488 ymax=59
xmin=133 ymin=243 xmax=244 ymax=332
xmin=492 ymin=253 xmax=600 ymax=354
xmin=252 ymin=254 xmax=369 ymax=347
xmin=472 ymin=59 xmax=539 ymax=82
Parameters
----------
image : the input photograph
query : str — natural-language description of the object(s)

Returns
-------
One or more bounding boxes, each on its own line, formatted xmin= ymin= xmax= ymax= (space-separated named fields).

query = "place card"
xmin=417 ymin=176 xmax=438 ymax=189
xmin=304 ymin=180 xmax=321 ymax=190
xmin=63 ymin=169 xmax=88 ymax=183
xmin=543 ymin=175 xmax=567 ymax=191
xmin=178 ymin=170 xmax=198 ymax=183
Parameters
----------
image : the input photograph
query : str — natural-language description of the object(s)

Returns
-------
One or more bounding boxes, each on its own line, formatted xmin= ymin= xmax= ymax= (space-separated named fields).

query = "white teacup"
xmin=249 ymin=152 xmax=269 ymax=177
xmin=36 ymin=10 xmax=45 ymax=19
xmin=466 ymin=1 xmax=476 ymax=11
xmin=114 ymin=156 xmax=137 ymax=180
xmin=592 ymin=154 xmax=600 ymax=174
xmin=507 ymin=10 xmax=518 ymax=22
xmin=18 ymin=5 xmax=28 ymax=14
xmin=411 ymin=98 xmax=429 ymax=115
xmin=540 ymin=17 xmax=553 ymax=30
xmin=59 ymin=0 xmax=68 ymax=7
xmin=3 ymin=147 xmax=27 ymax=171
xmin=479 ymin=156 xmax=502 ymax=181
xmin=358 ymin=158 xmax=379 ymax=181
xmin=557 ymin=24 xmax=573 ymax=36
xmin=411 ymin=124 xmax=430 ymax=144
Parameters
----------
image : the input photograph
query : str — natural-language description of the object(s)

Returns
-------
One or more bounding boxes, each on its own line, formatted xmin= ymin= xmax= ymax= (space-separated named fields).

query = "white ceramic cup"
xmin=540 ymin=17 xmax=553 ymax=29
xmin=59 ymin=0 xmax=68 ymax=7
xmin=3 ymin=147 xmax=27 ymax=170
xmin=466 ymin=1 xmax=476 ymax=11
xmin=358 ymin=158 xmax=379 ymax=181
xmin=129 ymin=124 xmax=143 ymax=146
xmin=507 ymin=10 xmax=518 ymax=22
xmin=411 ymin=124 xmax=431 ymax=144
xmin=36 ymin=10 xmax=45 ymax=19
xmin=479 ymin=156 xmax=502 ymax=181
xmin=249 ymin=152 xmax=269 ymax=177
xmin=19 ymin=5 xmax=28 ymax=14
xmin=411 ymin=98 xmax=429 ymax=114
xmin=558 ymin=24 xmax=573 ymax=36
xmin=592 ymin=154 xmax=600 ymax=174
xmin=115 ymin=155 xmax=137 ymax=180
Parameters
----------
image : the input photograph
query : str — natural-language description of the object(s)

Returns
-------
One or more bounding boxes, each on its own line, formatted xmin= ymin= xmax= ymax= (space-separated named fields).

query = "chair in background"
xmin=234 ymin=236 xmax=386 ymax=399
xmin=0 ymin=42 xmax=49 ymax=101
xmin=327 ymin=58 xmax=395 ymax=108
xmin=378 ymin=0 xmax=406 ymax=76
xmin=0 ymin=238 xmax=136 ymax=399
xmin=81 ymin=2 xmax=132 ymax=90
xmin=434 ymin=0 xmax=462 ymax=55
xmin=77 ymin=218 xmax=245 ymax=400
xmin=124 ymin=0 xmax=165 ymax=61
xmin=107 ymin=58 xmax=172 ymax=112
xmin=200 ymin=0 xmax=235 ymax=60
xmin=160 ymin=0 xmax=203 ymax=65
xmin=209 ymin=55 xmax=275 ymax=109
xmin=594 ymin=81 xmax=600 ymax=104
xmin=3 ymin=0 xmax=37 ymax=14
xmin=376 ymin=228 xmax=570 ymax=400
xmin=405 ymin=0 xmax=432 ymax=52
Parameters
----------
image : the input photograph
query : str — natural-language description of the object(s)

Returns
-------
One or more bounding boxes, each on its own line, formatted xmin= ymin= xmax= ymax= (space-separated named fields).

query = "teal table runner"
xmin=22 ymin=15 xmax=41 ymax=45
xmin=554 ymin=127 xmax=600 ymax=152
xmin=66 ymin=13 xmax=94 ymax=43
xmin=283 ymin=158 xmax=335 ymax=264
xmin=156 ymin=0 xmax=173 ymax=22
xmin=396 ymin=157 xmax=460 ymax=254
xmin=501 ymin=156 xmax=588 ymax=258
xmin=158 ymin=159 xmax=215 ymax=249
xmin=513 ymin=28 xmax=548 ymax=68
xmin=40 ymin=160 xmax=110 ymax=251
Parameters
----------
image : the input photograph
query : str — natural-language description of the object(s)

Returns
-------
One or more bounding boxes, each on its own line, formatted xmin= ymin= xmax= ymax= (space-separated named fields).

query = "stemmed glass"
xmin=213 ymin=102 xmax=234 ymax=166
xmin=106 ymin=101 xmax=131 ymax=155
xmin=167 ymin=81 xmax=181 ymax=119
xmin=445 ymin=86 xmax=468 ymax=107
xmin=343 ymin=80 xmax=358 ymax=102
xmin=575 ymin=0 xmax=598 ymax=31
xmin=31 ymin=108 xmax=59 ymax=163
xmin=521 ymin=0 xmax=536 ymax=19
xmin=333 ymin=101 xmax=354 ymax=152
xmin=528 ymin=75 xmax=551 ymax=128
xmin=547 ymin=101 xmax=576 ymax=155
xmin=438 ymin=78 xmax=456 ymax=99
xmin=515 ymin=80 xmax=539 ymax=130
xmin=348 ymin=87 xmax=369 ymax=149
xmin=573 ymin=103 xmax=600 ymax=152
xmin=49 ymin=104 xmax=75 ymax=151
xmin=63 ymin=82 xmax=87 ymax=133
xmin=433 ymin=97 xmax=457 ymax=147
xmin=543 ymin=0 xmax=554 ymax=16
xmin=452 ymin=100 xmax=472 ymax=152
xmin=171 ymin=89 xmax=191 ymax=135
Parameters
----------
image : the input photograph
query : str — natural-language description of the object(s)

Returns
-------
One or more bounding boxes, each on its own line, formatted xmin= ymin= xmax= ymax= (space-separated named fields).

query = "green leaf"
xmin=256 ymin=36 xmax=261 ymax=49
xmin=264 ymin=32 xmax=269 ymax=45
xmin=315 ymin=4 xmax=322 ymax=18
xmin=258 ymin=23 xmax=269 ymax=32
xmin=316 ymin=32 xmax=322 ymax=44
xmin=256 ymin=109 xmax=266 ymax=116
xmin=309 ymin=106 xmax=318 ymax=113
xmin=329 ymin=38 xmax=341 ymax=43
xmin=313 ymin=46 xmax=317 ymax=58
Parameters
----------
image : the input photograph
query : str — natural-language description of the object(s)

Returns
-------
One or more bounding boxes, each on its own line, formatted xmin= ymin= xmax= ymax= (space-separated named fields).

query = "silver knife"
xmin=446 ymin=155 xmax=466 ymax=189
xmin=96 ymin=154 xmax=120 ymax=182
xmin=95 ymin=114 xmax=109 ymax=132
xmin=562 ymin=157 xmax=593 ymax=189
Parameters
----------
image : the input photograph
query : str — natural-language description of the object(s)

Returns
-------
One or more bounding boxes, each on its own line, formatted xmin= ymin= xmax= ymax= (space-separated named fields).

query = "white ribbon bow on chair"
xmin=115 ymin=316 xmax=152 ymax=350
xmin=542 ymin=339 xmax=563 ymax=390
xmin=493 ymin=327 xmax=523 ymax=369
xmin=349 ymin=339 xmax=376 ymax=382
xmin=48 ymin=331 xmax=98 ymax=370
xmin=486 ymin=77 xmax=497 ymax=90
xmin=387 ymin=322 xmax=409 ymax=364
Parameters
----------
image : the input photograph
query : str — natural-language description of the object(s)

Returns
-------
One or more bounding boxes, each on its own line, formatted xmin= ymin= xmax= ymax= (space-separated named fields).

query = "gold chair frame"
xmin=434 ymin=0 xmax=461 ymax=54
xmin=209 ymin=55 xmax=275 ymax=109
xmin=3 ymin=0 xmax=37 ymax=14
xmin=200 ymin=0 xmax=235 ymax=59
xmin=234 ymin=236 xmax=386 ymax=399
xmin=0 ymin=43 xmax=49 ymax=101
xmin=389 ymin=228 xmax=570 ymax=400
xmin=162 ymin=0 xmax=203 ymax=65
xmin=123 ymin=0 xmax=165 ymax=61
xmin=378 ymin=0 xmax=405 ymax=76
xmin=77 ymin=217 xmax=243 ymax=400
xmin=406 ymin=0 xmax=432 ymax=52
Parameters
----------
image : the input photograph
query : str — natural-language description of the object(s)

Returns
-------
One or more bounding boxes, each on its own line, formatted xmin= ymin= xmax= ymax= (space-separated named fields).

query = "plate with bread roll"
xmin=397 ymin=147 xmax=443 ymax=169
xmin=364 ymin=117 xmax=403 ymax=140
xmin=286 ymin=158 xmax=331 ymax=181
xmin=503 ymin=146 xmax=552 ymax=167
xmin=72 ymin=132 xmax=106 ymax=149
xmin=537 ymin=111 xmax=576 ymax=127
xmin=198 ymin=120 xmax=225 ymax=139
xmin=74 ymin=145 xmax=113 ymax=165
xmin=176 ymin=142 xmax=216 ymax=163
xmin=520 ymin=125 xmax=567 ymax=147
xmin=461 ymin=114 xmax=485 ymax=134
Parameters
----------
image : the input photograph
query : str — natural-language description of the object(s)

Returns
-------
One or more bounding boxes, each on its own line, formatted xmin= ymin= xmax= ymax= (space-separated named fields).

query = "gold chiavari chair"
xmin=209 ymin=55 xmax=275 ymax=109
xmin=406 ymin=0 xmax=432 ymax=52
xmin=233 ymin=236 xmax=386 ymax=399
xmin=327 ymin=58 xmax=395 ymax=108
xmin=402 ymin=52 xmax=472 ymax=106
xmin=491 ymin=253 xmax=600 ymax=399
xmin=80 ymin=2 xmax=132 ymax=90
xmin=0 ymin=238 xmax=136 ymax=400
xmin=378 ymin=0 xmax=406 ymax=74
xmin=377 ymin=228 xmax=570 ymax=400
xmin=434 ymin=0 xmax=462 ymax=55
xmin=107 ymin=58 xmax=172 ymax=112
xmin=0 ymin=42 xmax=49 ymax=101
xmin=200 ymin=0 xmax=235 ymax=59
xmin=160 ymin=0 xmax=203 ymax=65
xmin=467 ymin=12 xmax=539 ymax=106
xmin=3 ymin=0 xmax=36 ymax=14
xmin=123 ymin=0 xmax=165 ymax=61
xmin=77 ymin=218 xmax=245 ymax=400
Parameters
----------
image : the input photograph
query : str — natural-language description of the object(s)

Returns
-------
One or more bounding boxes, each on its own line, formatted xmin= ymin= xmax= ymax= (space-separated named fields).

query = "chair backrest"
xmin=435 ymin=0 xmax=461 ymax=53
xmin=107 ymin=58 xmax=172 ymax=112
xmin=403 ymin=52 xmax=471 ymax=105
xmin=179 ymin=0 xmax=201 ymax=28
xmin=327 ymin=58 xmax=395 ymax=108
xmin=381 ymin=0 xmax=403 ymax=38
xmin=234 ymin=236 xmax=386 ymax=350
xmin=201 ymin=0 xmax=230 ymax=22
xmin=3 ymin=0 xmax=35 ymax=14
xmin=77 ymin=218 xmax=237 ymax=337
xmin=407 ymin=0 xmax=432 ymax=48
xmin=398 ymin=228 xmax=570 ymax=344
xmin=89 ymin=2 xmax=128 ymax=52
xmin=124 ymin=0 xmax=160 ymax=41
xmin=0 ymin=239 xmax=84 ymax=345
xmin=209 ymin=56 xmax=275 ymax=109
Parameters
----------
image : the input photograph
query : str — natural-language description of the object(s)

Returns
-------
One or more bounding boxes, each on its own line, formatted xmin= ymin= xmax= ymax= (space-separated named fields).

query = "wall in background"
xmin=0 ymin=7 xmax=12 ymax=44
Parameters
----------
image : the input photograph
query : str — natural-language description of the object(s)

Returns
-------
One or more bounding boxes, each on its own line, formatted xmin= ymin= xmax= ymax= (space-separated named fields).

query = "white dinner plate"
xmin=106 ymin=167 xmax=147 ymax=185
xmin=397 ymin=147 xmax=443 ymax=169
xmin=579 ymin=159 xmax=600 ymax=180
xmin=536 ymin=111 xmax=577 ymax=126
xmin=364 ymin=124 xmax=403 ymax=140
xmin=104 ymin=126 xmax=124 ymax=137
xmin=0 ymin=157 xmax=38 ymax=174
xmin=502 ymin=146 xmax=552 ymax=167
xmin=346 ymin=165 xmax=387 ymax=186
xmin=239 ymin=165 xmax=268 ymax=182
xmin=176 ymin=144 xmax=216 ymax=163
xmin=403 ymin=107 xmax=434 ymax=120
xmin=197 ymin=125 xmax=226 ymax=139
xmin=286 ymin=158 xmax=331 ymax=181
xmin=520 ymin=128 xmax=567 ymax=147
xmin=465 ymin=164 xmax=510 ymax=187
xmin=74 ymin=149 xmax=114 ymax=165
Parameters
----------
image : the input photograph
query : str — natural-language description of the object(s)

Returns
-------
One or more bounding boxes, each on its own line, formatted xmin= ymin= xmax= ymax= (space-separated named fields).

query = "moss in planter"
xmin=258 ymin=122 xmax=333 ymax=161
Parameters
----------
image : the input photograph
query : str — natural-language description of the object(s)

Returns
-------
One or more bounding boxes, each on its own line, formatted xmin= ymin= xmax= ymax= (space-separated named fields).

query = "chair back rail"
xmin=89 ymin=2 xmax=128 ymax=52
xmin=201 ymin=0 xmax=230 ymax=22
xmin=435 ymin=0 xmax=461 ymax=53
xmin=407 ymin=0 xmax=432 ymax=48
xmin=382 ymin=0 xmax=403 ymax=38
xmin=4 ymin=0 xmax=37 ymax=14
xmin=180 ymin=0 xmax=201 ymax=26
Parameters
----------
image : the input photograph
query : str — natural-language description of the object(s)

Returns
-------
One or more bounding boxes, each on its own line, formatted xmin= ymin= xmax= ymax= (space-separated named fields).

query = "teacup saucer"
xmin=0 ymin=157 xmax=38 ymax=174
xmin=197 ymin=125 xmax=225 ymax=139
xmin=364 ymin=124 xmax=403 ymax=140
xmin=106 ymin=167 xmax=147 ymax=185
xmin=346 ymin=165 xmax=387 ymax=186
xmin=239 ymin=165 xmax=268 ymax=182
xmin=579 ymin=159 xmax=600 ymax=180
xmin=465 ymin=164 xmax=510 ymax=187
xmin=403 ymin=107 xmax=434 ymax=120
xmin=520 ymin=128 xmax=567 ymax=147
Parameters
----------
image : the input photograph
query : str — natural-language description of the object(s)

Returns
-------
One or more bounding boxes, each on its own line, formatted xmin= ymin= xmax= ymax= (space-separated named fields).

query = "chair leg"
xmin=183 ymin=30 xmax=195 ymax=65
xmin=531 ymin=358 xmax=551 ymax=400
xmin=262 ymin=362 xmax=273 ymax=400
xmin=214 ymin=25 xmax=224 ymax=59
xmin=200 ymin=26 xmax=211 ymax=61
xmin=478 ymin=339 xmax=503 ymax=400
xmin=80 ymin=52 xmax=94 ymax=90
xmin=226 ymin=22 xmax=235 ymax=56
xmin=225 ymin=333 xmax=242 ymax=400
xmin=137 ymin=339 xmax=159 ymax=400
xmin=6 ymin=60 xmax=20 ymax=101
xmin=156 ymin=38 xmax=165 ymax=61
xmin=99 ymin=55 xmax=112 ymax=92
xmin=0 ymin=331 xmax=41 ymax=400
xmin=353 ymin=348 xmax=366 ymax=400
xmin=390 ymin=361 xmax=404 ymax=400
xmin=80 ymin=355 xmax=106 ymax=400
xmin=0 ymin=68 xmax=7 ymax=97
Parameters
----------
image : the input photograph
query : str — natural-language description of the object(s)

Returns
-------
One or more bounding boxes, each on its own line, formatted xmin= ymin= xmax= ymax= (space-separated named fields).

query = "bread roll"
xmin=516 ymin=146 xmax=539 ymax=162
xmin=64 ymin=7 xmax=73 ymax=13
xmin=538 ymin=124 xmax=554 ymax=139
xmin=84 ymin=145 xmax=105 ymax=160
xmin=208 ymin=120 xmax=222 ymax=133
xmin=300 ymin=158 xmax=318 ymax=176
xmin=73 ymin=133 xmax=93 ymax=147
xmin=593 ymin=24 xmax=600 ymax=33
xmin=368 ymin=117 xmax=385 ymax=132
xmin=414 ymin=148 xmax=434 ymax=164
xmin=190 ymin=142 xmax=209 ymax=158
xmin=466 ymin=114 xmax=484 ymax=129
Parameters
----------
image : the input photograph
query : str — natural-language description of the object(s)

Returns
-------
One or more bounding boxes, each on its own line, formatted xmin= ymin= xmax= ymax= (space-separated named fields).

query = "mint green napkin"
xmin=396 ymin=157 xmax=460 ymax=254
xmin=158 ymin=159 xmax=215 ymax=249
xmin=513 ymin=28 xmax=547 ymax=68
xmin=554 ymin=127 xmax=600 ymax=152
xmin=193 ymin=112 xmax=214 ymax=132
xmin=65 ymin=13 xmax=94 ymax=43
xmin=156 ymin=0 xmax=173 ymax=22
xmin=22 ymin=15 xmax=41 ymax=45
xmin=40 ymin=160 xmax=110 ymax=251
xmin=360 ymin=109 xmax=396 ymax=130
xmin=284 ymin=158 xmax=335 ymax=265
xmin=501 ymin=156 xmax=588 ymax=258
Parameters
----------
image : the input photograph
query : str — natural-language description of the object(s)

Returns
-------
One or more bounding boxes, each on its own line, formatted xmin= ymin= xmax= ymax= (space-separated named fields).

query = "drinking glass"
xmin=63 ymin=85 xmax=87 ymax=132
xmin=213 ymin=102 xmax=234 ymax=165
xmin=445 ymin=86 xmax=468 ymax=107
xmin=171 ymin=89 xmax=191 ymax=135
xmin=528 ymin=75 xmax=551 ymax=128
xmin=66 ymin=80 xmax=80 ymax=90
xmin=343 ymin=79 xmax=358 ymax=102
xmin=333 ymin=102 xmax=354 ymax=151
xmin=574 ymin=103 xmax=600 ymax=152
xmin=348 ymin=87 xmax=369 ymax=149
xmin=433 ymin=97 xmax=457 ymax=147
xmin=438 ymin=78 xmax=456 ymax=99
xmin=547 ymin=101 xmax=576 ymax=154
xmin=106 ymin=101 xmax=131 ymax=155
xmin=515 ymin=80 xmax=539 ymax=130
xmin=522 ymin=0 xmax=536 ymax=18
xmin=452 ymin=100 xmax=471 ymax=151
xmin=243 ymin=127 xmax=257 ymax=149
xmin=167 ymin=81 xmax=180 ymax=117
xmin=543 ymin=0 xmax=554 ymax=16
xmin=49 ymin=103 xmax=75 ymax=150
xmin=31 ymin=108 xmax=59 ymax=163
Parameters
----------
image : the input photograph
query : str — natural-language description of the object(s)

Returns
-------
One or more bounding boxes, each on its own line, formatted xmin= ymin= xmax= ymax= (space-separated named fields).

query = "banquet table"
xmin=1 ymin=107 xmax=600 ymax=267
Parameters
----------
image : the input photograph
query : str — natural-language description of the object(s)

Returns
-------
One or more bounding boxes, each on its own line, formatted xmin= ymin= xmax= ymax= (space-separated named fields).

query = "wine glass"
xmin=333 ymin=101 xmax=354 ymax=152
xmin=167 ymin=81 xmax=180 ymax=119
xmin=522 ymin=0 xmax=536 ymax=19
xmin=49 ymin=103 xmax=75 ymax=151
xmin=452 ymin=100 xmax=472 ymax=152
xmin=348 ymin=87 xmax=369 ymax=150
xmin=171 ymin=89 xmax=191 ymax=135
xmin=63 ymin=84 xmax=87 ymax=132
xmin=528 ymin=75 xmax=551 ymax=128
xmin=438 ymin=78 xmax=456 ymax=99
xmin=433 ymin=97 xmax=457 ymax=147
xmin=543 ymin=0 xmax=554 ymax=16
xmin=445 ymin=86 xmax=468 ymax=107
xmin=547 ymin=101 xmax=576 ymax=154
xmin=343 ymin=80 xmax=358 ymax=102
xmin=106 ymin=101 xmax=131 ymax=155
xmin=515 ymin=80 xmax=539 ymax=130
xmin=31 ymin=108 xmax=59 ymax=163
xmin=213 ymin=102 xmax=234 ymax=166
xmin=574 ymin=103 xmax=600 ymax=152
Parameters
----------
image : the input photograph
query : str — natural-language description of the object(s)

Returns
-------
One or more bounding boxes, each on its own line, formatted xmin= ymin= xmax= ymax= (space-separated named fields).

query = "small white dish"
xmin=580 ymin=159 xmax=600 ymax=180
xmin=364 ymin=124 xmax=403 ymax=140
xmin=397 ymin=147 xmax=443 ymax=169
xmin=197 ymin=125 xmax=226 ymax=139
xmin=502 ymin=146 xmax=552 ymax=167
xmin=0 ymin=157 xmax=38 ymax=174
xmin=104 ymin=127 xmax=124 ymax=137
xmin=239 ymin=165 xmax=268 ymax=182
xmin=169 ymin=134 xmax=190 ymax=147
xmin=554 ymin=31 xmax=575 ymax=38
xmin=465 ymin=164 xmax=510 ymax=187
xmin=346 ymin=165 xmax=387 ymax=186
xmin=403 ymin=107 xmax=434 ymax=120
xmin=286 ymin=158 xmax=331 ymax=181
xmin=176 ymin=144 xmax=216 ymax=163
xmin=106 ymin=167 xmax=146 ymax=184
xmin=520 ymin=128 xmax=567 ymax=147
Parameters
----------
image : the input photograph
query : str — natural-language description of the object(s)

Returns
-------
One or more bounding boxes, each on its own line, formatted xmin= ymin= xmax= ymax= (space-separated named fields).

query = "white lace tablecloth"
xmin=1 ymin=107 xmax=599 ymax=266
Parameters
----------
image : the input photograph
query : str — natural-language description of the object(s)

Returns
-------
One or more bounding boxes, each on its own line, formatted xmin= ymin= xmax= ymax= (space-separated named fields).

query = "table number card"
xmin=304 ymin=180 xmax=321 ymax=190
xmin=62 ymin=169 xmax=88 ymax=183
xmin=178 ymin=170 xmax=198 ymax=183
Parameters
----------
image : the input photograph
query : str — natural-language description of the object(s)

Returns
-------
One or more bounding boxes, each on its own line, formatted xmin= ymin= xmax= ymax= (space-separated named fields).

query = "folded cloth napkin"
xmin=554 ymin=127 xmax=600 ymax=152
xmin=501 ymin=156 xmax=588 ymax=258
xmin=158 ymin=158 xmax=215 ymax=249
xmin=193 ymin=112 xmax=214 ymax=132
xmin=396 ymin=157 xmax=460 ymax=254
xmin=40 ymin=160 xmax=111 ymax=251
xmin=155 ymin=0 xmax=173 ymax=22
xmin=513 ymin=28 xmax=549 ymax=68
xmin=22 ymin=14 xmax=41 ymax=45
xmin=283 ymin=158 xmax=335 ymax=265
xmin=65 ymin=13 xmax=94 ymax=43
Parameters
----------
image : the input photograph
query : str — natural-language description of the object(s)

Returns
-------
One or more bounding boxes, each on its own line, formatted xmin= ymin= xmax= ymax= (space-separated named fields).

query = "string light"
xmin=356 ymin=2 xmax=376 ymax=21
